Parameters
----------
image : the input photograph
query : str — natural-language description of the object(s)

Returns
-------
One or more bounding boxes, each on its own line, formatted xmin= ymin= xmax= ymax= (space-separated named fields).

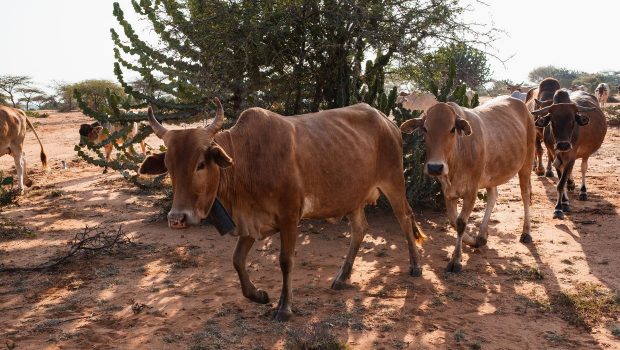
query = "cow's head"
xmin=400 ymin=103 xmax=471 ymax=177
xmin=78 ymin=122 xmax=103 ymax=146
xmin=532 ymin=90 xmax=595 ymax=153
xmin=139 ymin=98 xmax=233 ymax=229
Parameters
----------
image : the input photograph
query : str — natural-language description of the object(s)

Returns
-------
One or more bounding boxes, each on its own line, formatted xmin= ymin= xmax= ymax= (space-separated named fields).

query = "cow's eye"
xmin=450 ymin=126 xmax=456 ymax=133
xmin=196 ymin=162 xmax=206 ymax=171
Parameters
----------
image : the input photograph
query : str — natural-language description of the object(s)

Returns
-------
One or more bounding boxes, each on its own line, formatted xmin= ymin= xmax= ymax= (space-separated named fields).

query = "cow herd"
xmin=0 ymin=77 xmax=611 ymax=321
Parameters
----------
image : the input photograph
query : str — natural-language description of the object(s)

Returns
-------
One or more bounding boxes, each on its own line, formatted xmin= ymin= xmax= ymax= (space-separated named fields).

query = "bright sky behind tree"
xmin=1 ymin=0 xmax=617 ymax=89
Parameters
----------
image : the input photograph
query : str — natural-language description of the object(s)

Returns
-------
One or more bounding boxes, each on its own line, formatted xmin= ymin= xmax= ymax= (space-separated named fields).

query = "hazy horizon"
xmin=1 ymin=0 xmax=618 ymax=92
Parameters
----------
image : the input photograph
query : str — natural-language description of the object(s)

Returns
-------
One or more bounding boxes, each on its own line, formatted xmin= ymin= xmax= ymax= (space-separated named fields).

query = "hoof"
xmin=545 ymin=170 xmax=554 ymax=178
xmin=446 ymin=261 xmax=462 ymax=273
xmin=409 ymin=266 xmax=422 ymax=277
xmin=567 ymin=182 xmax=576 ymax=192
xmin=553 ymin=209 xmax=564 ymax=220
xmin=535 ymin=168 xmax=545 ymax=176
xmin=519 ymin=233 xmax=533 ymax=244
xmin=579 ymin=193 xmax=588 ymax=201
xmin=249 ymin=289 xmax=270 ymax=304
xmin=273 ymin=309 xmax=292 ymax=322
xmin=562 ymin=203 xmax=571 ymax=213
xmin=330 ymin=279 xmax=350 ymax=290
xmin=473 ymin=236 xmax=487 ymax=248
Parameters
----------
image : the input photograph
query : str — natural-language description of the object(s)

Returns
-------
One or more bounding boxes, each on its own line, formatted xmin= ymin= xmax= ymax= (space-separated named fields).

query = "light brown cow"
xmin=594 ymin=83 xmax=609 ymax=107
xmin=531 ymin=90 xmax=607 ymax=219
xmin=0 ymin=106 xmax=47 ymax=191
xmin=139 ymin=99 xmax=425 ymax=321
xmin=79 ymin=121 xmax=146 ymax=161
xmin=400 ymin=96 xmax=535 ymax=272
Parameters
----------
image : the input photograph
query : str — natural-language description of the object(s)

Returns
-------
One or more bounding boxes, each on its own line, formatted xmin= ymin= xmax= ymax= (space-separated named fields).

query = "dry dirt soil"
xmin=1 ymin=109 xmax=619 ymax=350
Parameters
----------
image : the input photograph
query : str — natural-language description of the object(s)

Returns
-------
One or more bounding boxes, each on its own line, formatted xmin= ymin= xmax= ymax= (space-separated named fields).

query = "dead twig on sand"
xmin=0 ymin=225 xmax=134 ymax=273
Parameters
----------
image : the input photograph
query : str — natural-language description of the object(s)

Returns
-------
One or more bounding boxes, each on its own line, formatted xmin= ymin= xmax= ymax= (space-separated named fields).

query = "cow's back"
xmin=460 ymin=97 xmax=534 ymax=188
xmin=219 ymin=104 xmax=402 ymax=219
xmin=570 ymin=91 xmax=607 ymax=158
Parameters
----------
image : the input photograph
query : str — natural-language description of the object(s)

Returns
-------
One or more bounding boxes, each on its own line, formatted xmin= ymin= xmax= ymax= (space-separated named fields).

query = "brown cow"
xmin=525 ymin=77 xmax=561 ymax=177
xmin=0 ymin=106 xmax=47 ymax=192
xmin=139 ymin=99 xmax=425 ymax=321
xmin=400 ymin=96 xmax=535 ymax=272
xmin=78 ymin=121 xmax=146 ymax=161
xmin=531 ymin=90 xmax=607 ymax=219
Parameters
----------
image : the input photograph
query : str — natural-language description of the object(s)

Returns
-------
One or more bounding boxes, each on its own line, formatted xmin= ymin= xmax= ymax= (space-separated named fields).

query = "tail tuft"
xmin=413 ymin=220 xmax=426 ymax=245
xmin=40 ymin=150 xmax=48 ymax=169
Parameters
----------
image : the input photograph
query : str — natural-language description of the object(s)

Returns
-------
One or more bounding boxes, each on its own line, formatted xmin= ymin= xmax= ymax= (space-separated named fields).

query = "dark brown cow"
xmin=400 ymin=96 xmax=535 ymax=272
xmin=0 ymin=106 xmax=47 ymax=192
xmin=79 ymin=121 xmax=146 ymax=161
xmin=525 ymin=77 xmax=561 ymax=177
xmin=139 ymin=99 xmax=425 ymax=321
xmin=532 ymin=90 xmax=607 ymax=219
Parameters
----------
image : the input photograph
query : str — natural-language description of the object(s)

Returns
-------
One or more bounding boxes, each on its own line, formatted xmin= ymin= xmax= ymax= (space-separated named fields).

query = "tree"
xmin=66 ymin=80 xmax=127 ymax=111
xmin=528 ymin=66 xmax=582 ymax=88
xmin=0 ymin=93 xmax=8 ymax=106
xmin=571 ymin=71 xmax=620 ymax=93
xmin=396 ymin=43 xmax=492 ymax=90
xmin=0 ymin=75 xmax=32 ymax=107
xmin=17 ymin=87 xmax=46 ymax=110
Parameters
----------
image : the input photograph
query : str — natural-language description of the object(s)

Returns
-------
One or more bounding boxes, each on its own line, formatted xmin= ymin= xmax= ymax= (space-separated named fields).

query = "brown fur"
xmin=525 ymin=78 xmax=561 ymax=176
xmin=0 ymin=106 xmax=47 ymax=191
xmin=78 ymin=121 xmax=145 ymax=161
xmin=140 ymin=103 xmax=425 ymax=321
xmin=533 ymin=90 xmax=607 ymax=217
xmin=401 ymin=96 xmax=536 ymax=271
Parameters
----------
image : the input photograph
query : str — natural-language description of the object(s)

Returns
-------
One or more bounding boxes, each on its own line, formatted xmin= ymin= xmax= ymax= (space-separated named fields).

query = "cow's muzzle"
xmin=168 ymin=212 xmax=188 ymax=229
xmin=426 ymin=163 xmax=445 ymax=176
xmin=555 ymin=141 xmax=572 ymax=152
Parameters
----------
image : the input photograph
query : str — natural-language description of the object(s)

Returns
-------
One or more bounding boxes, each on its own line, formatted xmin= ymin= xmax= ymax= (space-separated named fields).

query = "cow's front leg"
xmin=579 ymin=157 xmax=589 ymax=201
xmin=545 ymin=151 xmax=555 ymax=178
xmin=447 ymin=192 xmax=476 ymax=273
xmin=274 ymin=220 xmax=298 ymax=322
xmin=554 ymin=160 xmax=575 ymax=219
xmin=233 ymin=236 xmax=269 ymax=304
xmin=534 ymin=137 xmax=545 ymax=176
xmin=332 ymin=207 xmax=367 ymax=289
xmin=471 ymin=187 xmax=497 ymax=248
xmin=446 ymin=196 xmax=475 ymax=246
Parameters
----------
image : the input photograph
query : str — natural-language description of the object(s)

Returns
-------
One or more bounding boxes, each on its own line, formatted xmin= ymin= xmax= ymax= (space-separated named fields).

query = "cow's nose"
xmin=168 ymin=212 xmax=187 ymax=229
xmin=427 ymin=163 xmax=444 ymax=176
xmin=555 ymin=142 xmax=572 ymax=152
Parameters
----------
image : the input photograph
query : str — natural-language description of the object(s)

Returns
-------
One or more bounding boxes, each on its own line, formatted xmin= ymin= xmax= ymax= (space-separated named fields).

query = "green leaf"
xmin=1 ymin=177 xmax=13 ymax=186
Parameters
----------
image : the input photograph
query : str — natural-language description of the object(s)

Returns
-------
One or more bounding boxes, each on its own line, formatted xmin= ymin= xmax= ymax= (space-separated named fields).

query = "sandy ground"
xmin=1 ymin=109 xmax=619 ymax=349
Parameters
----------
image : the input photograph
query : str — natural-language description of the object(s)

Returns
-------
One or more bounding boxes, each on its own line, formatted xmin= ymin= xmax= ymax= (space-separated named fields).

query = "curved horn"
xmin=576 ymin=105 xmax=596 ymax=113
xmin=148 ymin=106 xmax=168 ymax=138
xmin=531 ymin=105 xmax=552 ymax=116
xmin=205 ymin=97 xmax=225 ymax=136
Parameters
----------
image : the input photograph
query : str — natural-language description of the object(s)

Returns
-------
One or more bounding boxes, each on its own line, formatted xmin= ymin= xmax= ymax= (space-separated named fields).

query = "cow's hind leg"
xmin=12 ymin=146 xmax=30 ymax=192
xmin=274 ymin=218 xmax=299 ymax=322
xmin=534 ymin=137 xmax=545 ymax=176
xmin=447 ymin=192 xmax=476 ymax=273
xmin=332 ymin=207 xmax=368 ymax=290
xmin=579 ymin=157 xmax=589 ymax=201
xmin=470 ymin=187 xmax=497 ymax=248
xmin=381 ymin=186 xmax=424 ymax=277
xmin=233 ymin=236 xmax=269 ymax=304
xmin=517 ymin=166 xmax=533 ymax=243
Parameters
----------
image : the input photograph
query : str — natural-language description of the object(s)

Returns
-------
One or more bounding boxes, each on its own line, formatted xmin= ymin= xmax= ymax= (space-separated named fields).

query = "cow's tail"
xmin=412 ymin=219 xmax=426 ymax=245
xmin=25 ymin=117 xmax=48 ymax=169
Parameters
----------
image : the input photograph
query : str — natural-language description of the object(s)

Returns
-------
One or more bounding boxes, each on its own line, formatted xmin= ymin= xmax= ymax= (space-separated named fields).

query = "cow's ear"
xmin=535 ymin=115 xmax=550 ymax=128
xmin=400 ymin=118 xmax=424 ymax=134
xmin=455 ymin=118 xmax=472 ymax=136
xmin=139 ymin=152 xmax=167 ymax=175
xmin=575 ymin=113 xmax=590 ymax=126
xmin=209 ymin=144 xmax=233 ymax=168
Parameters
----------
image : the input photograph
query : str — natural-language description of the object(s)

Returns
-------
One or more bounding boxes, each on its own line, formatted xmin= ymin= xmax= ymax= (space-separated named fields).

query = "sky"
xmin=1 ymin=0 xmax=618 ymax=91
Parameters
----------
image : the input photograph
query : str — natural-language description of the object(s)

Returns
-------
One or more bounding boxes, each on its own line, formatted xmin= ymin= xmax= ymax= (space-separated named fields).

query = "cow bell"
xmin=207 ymin=198 xmax=235 ymax=236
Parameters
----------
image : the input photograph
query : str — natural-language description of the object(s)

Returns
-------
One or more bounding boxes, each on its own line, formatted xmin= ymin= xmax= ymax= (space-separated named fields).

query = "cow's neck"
xmin=213 ymin=130 xmax=236 ymax=213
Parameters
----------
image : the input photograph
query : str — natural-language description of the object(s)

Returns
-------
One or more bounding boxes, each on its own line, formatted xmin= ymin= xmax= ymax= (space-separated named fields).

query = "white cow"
xmin=510 ymin=90 xmax=528 ymax=102
xmin=399 ymin=92 xmax=438 ymax=113
xmin=594 ymin=83 xmax=609 ymax=107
